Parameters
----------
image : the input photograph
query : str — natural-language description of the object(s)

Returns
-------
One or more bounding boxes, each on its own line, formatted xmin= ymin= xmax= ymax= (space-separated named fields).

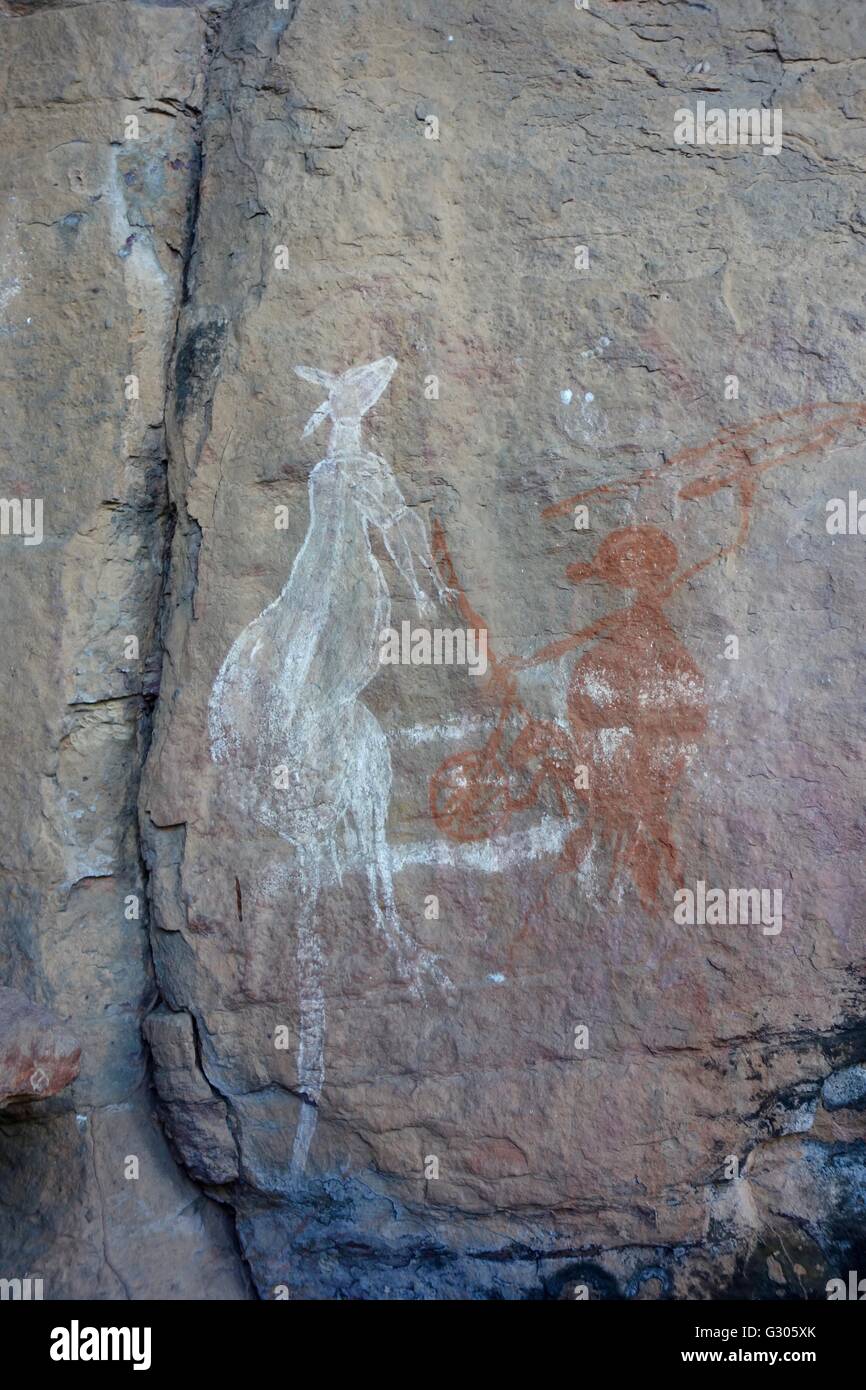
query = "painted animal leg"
xmin=622 ymin=822 xmax=666 ymax=911
xmin=372 ymin=799 xmax=452 ymax=996
xmin=353 ymin=788 xmax=431 ymax=997
xmin=353 ymin=718 xmax=451 ymax=996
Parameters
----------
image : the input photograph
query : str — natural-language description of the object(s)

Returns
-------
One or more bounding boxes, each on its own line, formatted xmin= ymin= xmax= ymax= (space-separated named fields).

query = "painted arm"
xmin=382 ymin=508 xmax=445 ymax=614
xmin=510 ymin=612 xmax=613 ymax=671
xmin=353 ymin=460 xmax=448 ymax=611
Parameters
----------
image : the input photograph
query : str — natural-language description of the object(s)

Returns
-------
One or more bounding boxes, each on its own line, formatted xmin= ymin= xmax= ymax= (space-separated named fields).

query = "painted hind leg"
xmin=351 ymin=711 xmax=451 ymax=997
xmin=624 ymin=814 xmax=682 ymax=907
xmin=370 ymin=811 xmax=452 ymax=998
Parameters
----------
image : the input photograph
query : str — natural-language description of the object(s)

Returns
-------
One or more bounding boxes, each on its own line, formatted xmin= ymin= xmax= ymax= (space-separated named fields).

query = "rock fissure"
xmin=2 ymin=0 xmax=866 ymax=1301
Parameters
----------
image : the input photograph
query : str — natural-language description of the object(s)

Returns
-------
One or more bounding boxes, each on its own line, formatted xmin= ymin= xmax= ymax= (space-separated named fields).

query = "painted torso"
xmin=209 ymin=439 xmax=392 ymax=839
xmin=568 ymin=602 xmax=706 ymax=737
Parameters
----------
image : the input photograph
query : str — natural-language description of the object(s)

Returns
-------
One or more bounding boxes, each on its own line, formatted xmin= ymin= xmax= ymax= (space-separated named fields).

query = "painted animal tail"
xmin=290 ymin=865 xmax=325 ymax=1182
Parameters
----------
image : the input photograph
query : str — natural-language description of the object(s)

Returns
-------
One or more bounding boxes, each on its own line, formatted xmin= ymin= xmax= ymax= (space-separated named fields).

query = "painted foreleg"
xmin=353 ymin=460 xmax=451 ymax=610
xmin=381 ymin=506 xmax=452 ymax=612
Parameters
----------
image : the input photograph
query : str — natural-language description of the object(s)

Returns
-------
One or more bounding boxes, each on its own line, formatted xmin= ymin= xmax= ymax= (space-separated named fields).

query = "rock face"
xmin=0 ymin=987 xmax=80 ymax=1106
xmin=0 ymin=0 xmax=248 ymax=1299
xmin=1 ymin=0 xmax=865 ymax=1299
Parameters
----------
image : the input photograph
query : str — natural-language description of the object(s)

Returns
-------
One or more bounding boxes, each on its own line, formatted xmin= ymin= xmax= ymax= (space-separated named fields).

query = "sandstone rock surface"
xmin=0 ymin=0 xmax=248 ymax=1299
xmin=1 ymin=0 xmax=865 ymax=1300
xmin=0 ymin=987 xmax=80 ymax=1106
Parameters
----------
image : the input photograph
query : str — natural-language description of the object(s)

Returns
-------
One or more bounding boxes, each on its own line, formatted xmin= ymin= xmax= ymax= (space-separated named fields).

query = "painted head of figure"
xmin=296 ymin=356 xmax=398 ymax=435
xmin=567 ymin=525 xmax=678 ymax=594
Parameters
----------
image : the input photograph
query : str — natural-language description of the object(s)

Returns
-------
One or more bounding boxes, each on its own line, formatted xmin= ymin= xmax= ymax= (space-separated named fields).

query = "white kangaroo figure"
xmin=208 ymin=355 xmax=451 ymax=1179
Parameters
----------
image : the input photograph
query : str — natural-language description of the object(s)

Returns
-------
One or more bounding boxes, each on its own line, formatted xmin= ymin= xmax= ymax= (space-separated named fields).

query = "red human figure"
xmin=508 ymin=526 xmax=707 ymax=911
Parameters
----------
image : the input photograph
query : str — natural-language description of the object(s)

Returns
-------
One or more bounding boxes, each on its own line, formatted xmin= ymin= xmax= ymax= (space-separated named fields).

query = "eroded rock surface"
xmin=138 ymin=0 xmax=866 ymax=1298
xmin=0 ymin=987 xmax=80 ymax=1106
xmin=0 ymin=0 xmax=248 ymax=1298
xmin=1 ymin=0 xmax=865 ymax=1299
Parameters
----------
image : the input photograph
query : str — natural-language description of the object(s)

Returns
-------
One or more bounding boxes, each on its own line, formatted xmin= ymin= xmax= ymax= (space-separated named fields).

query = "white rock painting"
xmin=208 ymin=355 xmax=451 ymax=1178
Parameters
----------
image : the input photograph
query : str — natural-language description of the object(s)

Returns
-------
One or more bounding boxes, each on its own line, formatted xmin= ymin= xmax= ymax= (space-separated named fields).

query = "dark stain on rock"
xmin=58 ymin=212 xmax=85 ymax=247
xmin=542 ymin=1261 xmax=621 ymax=1301
xmin=174 ymin=319 xmax=226 ymax=419
xmin=53 ymin=209 xmax=88 ymax=257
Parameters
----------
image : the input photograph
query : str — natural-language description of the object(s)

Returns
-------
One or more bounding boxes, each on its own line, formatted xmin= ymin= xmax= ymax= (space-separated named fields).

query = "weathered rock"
xmin=144 ymin=1009 xmax=239 ymax=1183
xmin=1 ymin=0 xmax=865 ymax=1301
xmin=0 ymin=0 xmax=248 ymax=1298
xmin=137 ymin=0 xmax=866 ymax=1299
xmin=0 ymin=987 xmax=80 ymax=1106
xmin=822 ymin=1064 xmax=866 ymax=1112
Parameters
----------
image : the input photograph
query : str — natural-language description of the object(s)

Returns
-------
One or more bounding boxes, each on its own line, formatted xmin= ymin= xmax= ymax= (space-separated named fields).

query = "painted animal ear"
xmin=302 ymin=401 xmax=331 ymax=437
xmin=295 ymin=365 xmax=337 ymax=388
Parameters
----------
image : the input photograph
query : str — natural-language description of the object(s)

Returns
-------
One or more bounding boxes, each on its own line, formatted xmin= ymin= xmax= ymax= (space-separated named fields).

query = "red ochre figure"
xmin=430 ymin=522 xmax=705 ymax=912
xmin=430 ymin=401 xmax=866 ymax=914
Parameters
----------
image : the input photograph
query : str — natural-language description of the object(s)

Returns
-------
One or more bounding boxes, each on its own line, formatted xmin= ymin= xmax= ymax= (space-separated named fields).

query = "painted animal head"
xmin=295 ymin=356 xmax=398 ymax=435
